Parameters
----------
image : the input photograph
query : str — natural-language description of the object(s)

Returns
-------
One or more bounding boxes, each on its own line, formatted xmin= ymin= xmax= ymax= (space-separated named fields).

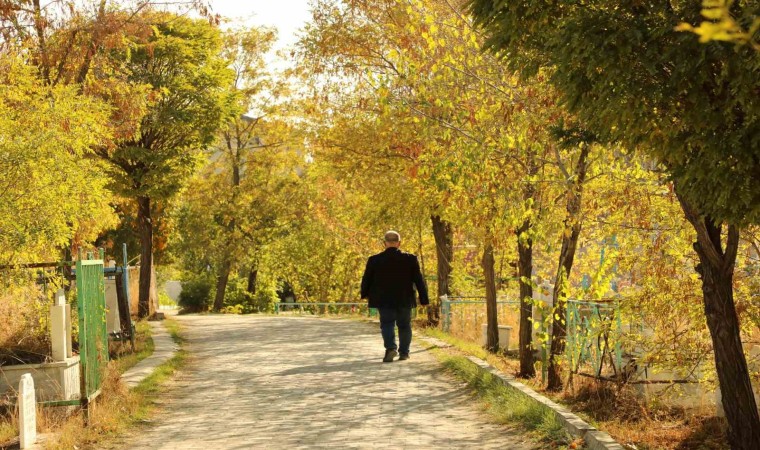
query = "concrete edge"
xmin=419 ymin=336 xmax=625 ymax=450
xmin=121 ymin=321 xmax=178 ymax=388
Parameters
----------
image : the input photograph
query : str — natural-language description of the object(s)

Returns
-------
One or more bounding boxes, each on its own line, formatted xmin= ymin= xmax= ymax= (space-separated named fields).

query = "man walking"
xmin=361 ymin=231 xmax=429 ymax=362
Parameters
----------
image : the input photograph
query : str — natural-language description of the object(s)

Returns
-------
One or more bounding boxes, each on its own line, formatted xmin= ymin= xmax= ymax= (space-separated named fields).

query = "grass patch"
xmin=131 ymin=318 xmax=186 ymax=402
xmin=423 ymin=327 xmax=490 ymax=359
xmin=0 ymin=419 xmax=16 ymax=445
xmin=419 ymin=326 xmax=522 ymax=377
xmin=435 ymin=351 xmax=580 ymax=449
xmin=162 ymin=318 xmax=183 ymax=344
xmin=111 ymin=321 xmax=154 ymax=374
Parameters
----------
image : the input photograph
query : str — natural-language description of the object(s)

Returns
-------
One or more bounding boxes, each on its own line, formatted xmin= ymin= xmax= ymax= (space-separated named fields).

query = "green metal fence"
xmin=39 ymin=250 xmax=110 ymax=412
xmin=565 ymin=299 xmax=623 ymax=379
xmin=76 ymin=250 xmax=109 ymax=406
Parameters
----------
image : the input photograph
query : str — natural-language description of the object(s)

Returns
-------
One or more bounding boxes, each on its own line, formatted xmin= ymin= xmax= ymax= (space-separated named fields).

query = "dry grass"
xmin=419 ymin=326 xmax=731 ymax=450
xmin=552 ymin=379 xmax=727 ymax=449
xmin=0 ymin=361 xmax=139 ymax=449
xmin=0 ymin=414 xmax=17 ymax=445
xmin=42 ymin=362 xmax=141 ymax=449
xmin=0 ymin=283 xmax=51 ymax=366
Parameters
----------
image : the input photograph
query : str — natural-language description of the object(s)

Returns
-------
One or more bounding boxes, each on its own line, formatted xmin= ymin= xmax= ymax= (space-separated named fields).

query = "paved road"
xmin=124 ymin=315 xmax=535 ymax=449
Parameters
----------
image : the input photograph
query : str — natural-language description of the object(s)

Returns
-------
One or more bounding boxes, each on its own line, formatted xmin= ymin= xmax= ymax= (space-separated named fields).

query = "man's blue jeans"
xmin=378 ymin=306 xmax=412 ymax=355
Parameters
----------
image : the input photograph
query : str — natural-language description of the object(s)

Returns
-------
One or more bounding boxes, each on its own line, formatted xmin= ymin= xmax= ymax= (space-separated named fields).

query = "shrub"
xmin=221 ymin=304 xmax=244 ymax=314
xmin=222 ymin=275 xmax=279 ymax=314
xmin=222 ymin=276 xmax=253 ymax=313
xmin=251 ymin=278 xmax=279 ymax=313
xmin=177 ymin=272 xmax=214 ymax=313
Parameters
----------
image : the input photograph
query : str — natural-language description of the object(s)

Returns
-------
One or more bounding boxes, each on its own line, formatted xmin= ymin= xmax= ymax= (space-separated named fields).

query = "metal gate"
xmin=76 ymin=250 xmax=109 ymax=405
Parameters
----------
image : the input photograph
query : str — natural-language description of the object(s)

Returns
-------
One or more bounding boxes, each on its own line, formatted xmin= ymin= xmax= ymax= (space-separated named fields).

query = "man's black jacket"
xmin=360 ymin=247 xmax=429 ymax=309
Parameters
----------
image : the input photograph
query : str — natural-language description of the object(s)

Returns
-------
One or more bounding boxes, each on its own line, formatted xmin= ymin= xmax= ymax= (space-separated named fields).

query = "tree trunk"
xmin=677 ymin=195 xmax=760 ymax=449
xmin=547 ymin=145 xmax=590 ymax=391
xmin=246 ymin=264 xmax=258 ymax=295
xmin=517 ymin=217 xmax=535 ymax=378
xmin=431 ymin=215 xmax=454 ymax=325
xmin=482 ymin=230 xmax=499 ymax=352
xmin=136 ymin=196 xmax=153 ymax=319
xmin=213 ymin=153 xmax=241 ymax=312
xmin=213 ymin=257 xmax=232 ymax=311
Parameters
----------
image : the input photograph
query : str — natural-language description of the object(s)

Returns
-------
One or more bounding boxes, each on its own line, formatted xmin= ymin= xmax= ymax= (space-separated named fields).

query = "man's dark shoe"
xmin=383 ymin=349 xmax=398 ymax=362
xmin=398 ymin=353 xmax=410 ymax=361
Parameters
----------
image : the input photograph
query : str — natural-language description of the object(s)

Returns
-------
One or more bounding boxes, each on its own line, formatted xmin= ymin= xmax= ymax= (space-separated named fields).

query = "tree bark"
xmin=677 ymin=195 xmax=760 ymax=449
xmin=213 ymin=257 xmax=232 ymax=311
xmin=136 ymin=196 xmax=153 ymax=319
xmin=246 ymin=264 xmax=258 ymax=295
xmin=212 ymin=146 xmax=242 ymax=312
xmin=482 ymin=229 xmax=499 ymax=352
xmin=516 ymin=217 xmax=535 ymax=378
xmin=431 ymin=214 xmax=454 ymax=325
xmin=547 ymin=145 xmax=590 ymax=391
xmin=114 ymin=271 xmax=134 ymax=350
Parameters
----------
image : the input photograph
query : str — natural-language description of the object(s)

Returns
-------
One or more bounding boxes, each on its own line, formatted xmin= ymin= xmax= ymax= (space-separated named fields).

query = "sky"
xmin=208 ymin=0 xmax=313 ymax=64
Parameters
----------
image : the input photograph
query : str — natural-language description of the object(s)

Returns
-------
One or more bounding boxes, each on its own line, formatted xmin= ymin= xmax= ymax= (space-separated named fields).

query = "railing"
xmin=274 ymin=302 xmax=378 ymax=317
xmin=566 ymin=299 xmax=623 ymax=379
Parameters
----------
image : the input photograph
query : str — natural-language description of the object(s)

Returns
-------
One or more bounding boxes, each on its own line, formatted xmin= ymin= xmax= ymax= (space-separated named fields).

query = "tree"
xmin=0 ymin=53 xmax=115 ymax=263
xmin=99 ymin=12 xmax=235 ymax=317
xmin=469 ymin=0 xmax=760 ymax=445
xmin=546 ymin=136 xmax=592 ymax=390
xmin=209 ymin=26 xmax=281 ymax=311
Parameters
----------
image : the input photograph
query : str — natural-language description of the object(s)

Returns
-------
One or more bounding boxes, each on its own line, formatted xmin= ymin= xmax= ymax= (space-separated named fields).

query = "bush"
xmin=221 ymin=304 xmax=244 ymax=314
xmin=177 ymin=273 xmax=214 ymax=313
xmin=222 ymin=275 xmax=278 ymax=314
xmin=251 ymin=280 xmax=278 ymax=313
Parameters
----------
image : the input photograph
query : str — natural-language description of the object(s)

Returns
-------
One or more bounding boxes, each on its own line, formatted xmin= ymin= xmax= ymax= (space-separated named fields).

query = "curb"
xmin=121 ymin=321 xmax=178 ymax=388
xmin=420 ymin=337 xmax=624 ymax=450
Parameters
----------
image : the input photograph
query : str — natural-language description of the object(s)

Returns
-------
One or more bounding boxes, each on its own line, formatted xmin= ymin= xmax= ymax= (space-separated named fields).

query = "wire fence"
xmin=441 ymin=295 xmax=625 ymax=381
